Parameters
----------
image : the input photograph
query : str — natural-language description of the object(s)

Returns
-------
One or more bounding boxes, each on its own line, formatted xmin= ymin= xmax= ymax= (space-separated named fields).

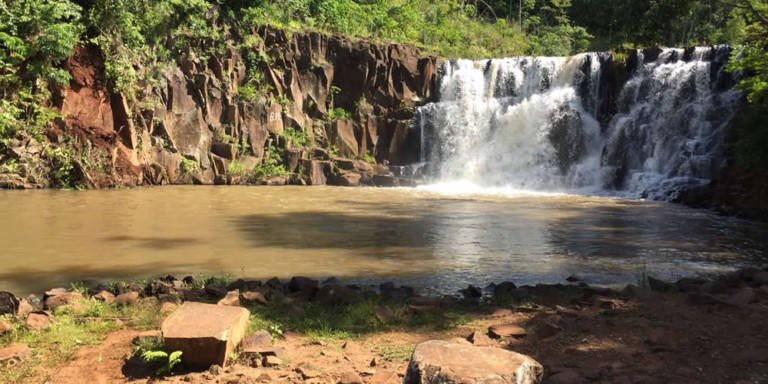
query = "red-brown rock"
xmin=404 ymin=340 xmax=543 ymax=384
xmin=161 ymin=302 xmax=250 ymax=367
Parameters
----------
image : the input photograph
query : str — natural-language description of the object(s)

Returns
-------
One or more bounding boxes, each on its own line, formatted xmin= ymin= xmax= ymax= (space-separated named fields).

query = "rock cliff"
xmin=4 ymin=27 xmax=437 ymax=188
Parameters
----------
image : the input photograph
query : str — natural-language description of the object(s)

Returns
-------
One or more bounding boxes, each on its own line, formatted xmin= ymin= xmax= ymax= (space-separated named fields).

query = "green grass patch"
xmin=0 ymin=297 xmax=164 ymax=383
xmin=373 ymin=343 xmax=415 ymax=362
xmin=245 ymin=294 xmax=474 ymax=341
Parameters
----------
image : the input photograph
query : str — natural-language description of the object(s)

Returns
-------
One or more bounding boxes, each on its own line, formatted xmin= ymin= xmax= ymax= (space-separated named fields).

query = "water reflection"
xmin=0 ymin=186 xmax=765 ymax=294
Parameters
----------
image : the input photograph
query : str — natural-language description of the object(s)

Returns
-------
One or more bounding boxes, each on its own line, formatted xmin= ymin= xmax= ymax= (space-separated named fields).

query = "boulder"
xmin=227 ymin=279 xmax=262 ymax=292
xmin=0 ymin=292 xmax=19 ymax=316
xmin=44 ymin=291 xmax=83 ymax=311
xmin=93 ymin=290 xmax=116 ymax=304
xmin=304 ymin=160 xmax=330 ymax=185
xmin=338 ymin=371 xmax=364 ymax=384
xmin=492 ymin=281 xmax=518 ymax=299
xmin=404 ymin=340 xmax=543 ymax=384
xmin=241 ymin=290 xmax=268 ymax=305
xmin=460 ymin=285 xmax=482 ymax=299
xmin=17 ymin=298 xmax=34 ymax=318
xmin=26 ymin=312 xmax=52 ymax=330
xmin=316 ymin=284 xmax=357 ymax=306
xmin=0 ymin=343 xmax=30 ymax=366
xmin=217 ymin=290 xmax=241 ymax=306
xmin=161 ymin=302 xmax=250 ymax=367
xmin=242 ymin=330 xmax=273 ymax=351
xmin=114 ymin=291 xmax=139 ymax=306
xmin=373 ymin=174 xmax=398 ymax=187
xmin=329 ymin=171 xmax=362 ymax=187
xmin=466 ymin=330 xmax=495 ymax=346
xmin=489 ymin=324 xmax=528 ymax=339
xmin=288 ymin=276 xmax=319 ymax=298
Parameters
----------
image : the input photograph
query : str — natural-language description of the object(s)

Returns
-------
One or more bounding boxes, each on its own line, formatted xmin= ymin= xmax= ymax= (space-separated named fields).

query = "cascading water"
xmin=417 ymin=46 xmax=742 ymax=199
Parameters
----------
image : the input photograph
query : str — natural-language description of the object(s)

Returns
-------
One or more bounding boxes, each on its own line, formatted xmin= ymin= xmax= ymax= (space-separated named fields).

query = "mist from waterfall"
xmin=417 ymin=46 xmax=742 ymax=200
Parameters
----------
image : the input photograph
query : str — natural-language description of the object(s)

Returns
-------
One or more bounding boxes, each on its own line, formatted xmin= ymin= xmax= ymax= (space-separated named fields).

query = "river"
xmin=1 ymin=186 xmax=766 ymax=295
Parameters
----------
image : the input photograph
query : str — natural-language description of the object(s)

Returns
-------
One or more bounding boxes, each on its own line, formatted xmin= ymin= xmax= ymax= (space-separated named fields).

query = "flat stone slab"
xmin=404 ymin=340 xmax=543 ymax=384
xmin=161 ymin=302 xmax=250 ymax=367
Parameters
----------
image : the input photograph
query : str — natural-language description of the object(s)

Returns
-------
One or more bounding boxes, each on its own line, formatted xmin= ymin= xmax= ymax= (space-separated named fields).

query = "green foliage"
xmin=85 ymin=0 xmax=215 ymax=98
xmin=245 ymin=294 xmax=472 ymax=340
xmin=180 ymin=157 xmax=199 ymax=175
xmin=732 ymin=104 xmax=768 ymax=166
xmin=237 ymin=0 xmax=529 ymax=57
xmin=281 ymin=127 xmax=311 ymax=148
xmin=0 ymin=0 xmax=82 ymax=138
xmin=327 ymin=107 xmax=350 ymax=121
xmin=254 ymin=145 xmax=288 ymax=179
xmin=141 ymin=349 xmax=183 ymax=376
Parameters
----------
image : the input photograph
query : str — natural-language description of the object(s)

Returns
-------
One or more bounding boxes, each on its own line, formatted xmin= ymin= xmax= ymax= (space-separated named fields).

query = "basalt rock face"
xmin=12 ymin=29 xmax=437 ymax=188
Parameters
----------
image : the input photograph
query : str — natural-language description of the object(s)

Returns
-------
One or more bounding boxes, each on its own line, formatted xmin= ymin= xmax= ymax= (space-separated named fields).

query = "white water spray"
xmin=418 ymin=47 xmax=741 ymax=199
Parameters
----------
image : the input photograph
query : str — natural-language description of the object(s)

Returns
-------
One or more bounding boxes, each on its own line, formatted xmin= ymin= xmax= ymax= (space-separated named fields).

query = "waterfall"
xmin=417 ymin=46 xmax=742 ymax=199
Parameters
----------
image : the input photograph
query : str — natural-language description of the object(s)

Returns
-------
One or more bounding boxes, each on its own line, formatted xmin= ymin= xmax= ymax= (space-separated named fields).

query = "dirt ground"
xmin=23 ymin=284 xmax=768 ymax=384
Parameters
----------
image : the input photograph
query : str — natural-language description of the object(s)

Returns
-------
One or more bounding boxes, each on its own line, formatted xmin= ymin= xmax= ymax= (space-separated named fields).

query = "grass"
xmin=373 ymin=343 xmax=415 ymax=362
xmin=245 ymin=293 xmax=474 ymax=342
xmin=0 ymin=297 xmax=163 ymax=383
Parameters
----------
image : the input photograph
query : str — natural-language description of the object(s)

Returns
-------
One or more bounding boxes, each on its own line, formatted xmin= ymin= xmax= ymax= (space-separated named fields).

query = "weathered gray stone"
xmin=404 ymin=340 xmax=543 ymax=384
xmin=161 ymin=302 xmax=250 ymax=367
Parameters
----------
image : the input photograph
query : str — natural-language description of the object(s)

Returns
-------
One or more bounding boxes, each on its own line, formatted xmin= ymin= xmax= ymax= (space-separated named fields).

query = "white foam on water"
xmin=418 ymin=47 xmax=741 ymax=200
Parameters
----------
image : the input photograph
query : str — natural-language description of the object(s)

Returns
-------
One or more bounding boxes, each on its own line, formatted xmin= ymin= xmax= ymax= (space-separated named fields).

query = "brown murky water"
xmin=0 ymin=186 xmax=766 ymax=295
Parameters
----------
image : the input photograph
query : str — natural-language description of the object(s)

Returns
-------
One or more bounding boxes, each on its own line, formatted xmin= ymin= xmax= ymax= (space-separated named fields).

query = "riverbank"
xmin=1 ymin=269 xmax=767 ymax=383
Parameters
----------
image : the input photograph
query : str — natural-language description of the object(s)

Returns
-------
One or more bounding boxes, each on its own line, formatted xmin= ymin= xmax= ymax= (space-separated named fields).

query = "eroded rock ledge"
xmin=0 ymin=27 xmax=437 ymax=189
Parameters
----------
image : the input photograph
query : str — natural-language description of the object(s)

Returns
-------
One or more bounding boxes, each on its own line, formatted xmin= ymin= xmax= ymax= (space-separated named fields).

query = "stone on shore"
xmin=114 ymin=291 xmax=139 ymax=306
xmin=93 ymin=290 xmax=116 ymax=304
xmin=161 ymin=302 xmax=250 ymax=367
xmin=489 ymin=323 xmax=528 ymax=338
xmin=404 ymin=340 xmax=543 ymax=384
xmin=44 ymin=291 xmax=83 ymax=311
xmin=25 ymin=312 xmax=52 ymax=330
xmin=0 ymin=292 xmax=19 ymax=316
xmin=217 ymin=290 xmax=241 ymax=306
xmin=0 ymin=343 xmax=30 ymax=366
xmin=241 ymin=290 xmax=268 ymax=305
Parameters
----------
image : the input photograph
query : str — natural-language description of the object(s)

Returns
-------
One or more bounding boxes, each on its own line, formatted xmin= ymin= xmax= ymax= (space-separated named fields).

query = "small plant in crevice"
xmin=281 ymin=127 xmax=310 ymax=148
xmin=253 ymin=145 xmax=288 ymax=179
xmin=180 ymin=157 xmax=199 ymax=175
xmin=327 ymin=107 xmax=350 ymax=121
xmin=141 ymin=350 xmax=183 ymax=376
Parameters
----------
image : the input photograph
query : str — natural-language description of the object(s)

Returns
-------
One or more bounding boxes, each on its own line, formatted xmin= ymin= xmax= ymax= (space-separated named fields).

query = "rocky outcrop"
xmin=404 ymin=340 xmax=543 ymax=384
xmin=8 ymin=28 xmax=436 ymax=189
